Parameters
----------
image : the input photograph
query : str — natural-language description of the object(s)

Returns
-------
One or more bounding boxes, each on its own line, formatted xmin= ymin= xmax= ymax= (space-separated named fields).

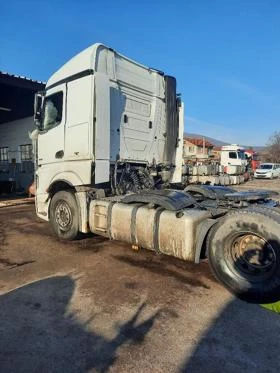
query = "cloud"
xmin=184 ymin=115 xmax=268 ymax=146
xmin=185 ymin=116 xmax=238 ymax=143
xmin=186 ymin=116 xmax=225 ymax=130
xmin=221 ymin=77 xmax=267 ymax=101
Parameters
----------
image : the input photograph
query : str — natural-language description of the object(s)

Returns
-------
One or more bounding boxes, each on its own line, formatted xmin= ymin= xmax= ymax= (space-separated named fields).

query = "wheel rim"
xmin=227 ymin=232 xmax=277 ymax=281
xmin=54 ymin=201 xmax=72 ymax=231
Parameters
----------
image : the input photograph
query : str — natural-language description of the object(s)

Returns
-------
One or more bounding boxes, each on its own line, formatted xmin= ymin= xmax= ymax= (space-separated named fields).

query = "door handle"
xmin=55 ymin=150 xmax=64 ymax=159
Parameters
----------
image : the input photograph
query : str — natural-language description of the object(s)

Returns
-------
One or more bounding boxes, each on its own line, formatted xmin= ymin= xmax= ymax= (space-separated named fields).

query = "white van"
xmin=254 ymin=163 xmax=280 ymax=179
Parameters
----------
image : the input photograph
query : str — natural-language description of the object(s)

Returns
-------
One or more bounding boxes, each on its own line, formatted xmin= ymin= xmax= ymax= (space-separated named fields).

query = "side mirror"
xmin=176 ymin=93 xmax=182 ymax=107
xmin=34 ymin=92 xmax=44 ymax=130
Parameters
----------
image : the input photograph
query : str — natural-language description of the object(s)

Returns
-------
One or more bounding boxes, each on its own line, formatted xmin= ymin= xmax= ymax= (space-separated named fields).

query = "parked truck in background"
xmin=245 ymin=149 xmax=261 ymax=172
xmin=220 ymin=144 xmax=247 ymax=175
xmin=32 ymin=43 xmax=280 ymax=304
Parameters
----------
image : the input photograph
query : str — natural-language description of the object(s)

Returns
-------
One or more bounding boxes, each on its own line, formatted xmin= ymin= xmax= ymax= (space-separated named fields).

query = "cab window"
xmin=42 ymin=92 xmax=63 ymax=130
xmin=229 ymin=152 xmax=237 ymax=159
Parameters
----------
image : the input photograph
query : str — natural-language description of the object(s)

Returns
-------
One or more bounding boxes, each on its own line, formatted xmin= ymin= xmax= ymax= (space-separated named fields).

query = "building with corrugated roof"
xmin=0 ymin=72 xmax=45 ymax=193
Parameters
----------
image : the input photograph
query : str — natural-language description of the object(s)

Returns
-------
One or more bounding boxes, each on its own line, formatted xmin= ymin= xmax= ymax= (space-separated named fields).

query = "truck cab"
xmin=220 ymin=144 xmax=247 ymax=174
xmin=33 ymin=43 xmax=184 ymax=222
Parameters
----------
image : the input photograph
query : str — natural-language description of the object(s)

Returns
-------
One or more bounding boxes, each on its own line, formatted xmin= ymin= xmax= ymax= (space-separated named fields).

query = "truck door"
xmin=64 ymin=75 xmax=93 ymax=161
xmin=37 ymin=85 xmax=66 ymax=166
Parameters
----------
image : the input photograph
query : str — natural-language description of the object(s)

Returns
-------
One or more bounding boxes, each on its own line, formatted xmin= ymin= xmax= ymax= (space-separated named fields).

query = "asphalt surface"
xmin=0 ymin=179 xmax=280 ymax=372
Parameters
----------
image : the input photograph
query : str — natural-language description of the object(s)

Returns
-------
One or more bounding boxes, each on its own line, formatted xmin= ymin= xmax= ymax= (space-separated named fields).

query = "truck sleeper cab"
xmin=34 ymin=43 xmax=184 ymax=222
xmin=220 ymin=145 xmax=247 ymax=175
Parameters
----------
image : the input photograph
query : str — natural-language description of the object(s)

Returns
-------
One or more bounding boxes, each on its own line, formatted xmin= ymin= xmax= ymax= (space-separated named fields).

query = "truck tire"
xmin=207 ymin=210 xmax=280 ymax=304
xmin=246 ymin=205 xmax=280 ymax=218
xmin=49 ymin=190 xmax=79 ymax=240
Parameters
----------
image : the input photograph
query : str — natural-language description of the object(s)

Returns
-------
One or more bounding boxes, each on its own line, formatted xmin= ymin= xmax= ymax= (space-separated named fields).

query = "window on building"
xmin=189 ymin=146 xmax=195 ymax=153
xmin=42 ymin=91 xmax=63 ymax=130
xmin=0 ymin=147 xmax=9 ymax=161
xmin=21 ymin=160 xmax=34 ymax=173
xmin=20 ymin=144 xmax=33 ymax=161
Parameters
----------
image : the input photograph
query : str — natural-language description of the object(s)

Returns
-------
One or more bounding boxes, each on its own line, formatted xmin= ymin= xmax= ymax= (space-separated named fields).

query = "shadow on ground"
xmin=179 ymin=298 xmax=280 ymax=373
xmin=114 ymin=254 xmax=211 ymax=289
xmin=0 ymin=276 xmax=160 ymax=373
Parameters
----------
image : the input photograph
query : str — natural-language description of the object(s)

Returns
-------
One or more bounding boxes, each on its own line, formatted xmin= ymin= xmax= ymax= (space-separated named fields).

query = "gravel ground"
xmin=235 ymin=178 xmax=280 ymax=202
xmin=0 ymin=180 xmax=279 ymax=373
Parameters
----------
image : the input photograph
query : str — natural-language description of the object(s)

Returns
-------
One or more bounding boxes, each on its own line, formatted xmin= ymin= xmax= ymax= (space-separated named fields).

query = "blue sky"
xmin=1 ymin=0 xmax=279 ymax=146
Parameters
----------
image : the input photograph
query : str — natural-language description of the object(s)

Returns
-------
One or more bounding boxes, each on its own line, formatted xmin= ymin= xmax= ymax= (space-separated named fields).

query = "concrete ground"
xmin=0 ymin=179 xmax=280 ymax=372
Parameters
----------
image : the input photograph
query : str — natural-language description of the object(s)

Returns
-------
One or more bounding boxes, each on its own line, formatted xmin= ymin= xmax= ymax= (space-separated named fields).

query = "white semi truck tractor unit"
xmin=220 ymin=144 xmax=247 ymax=175
xmin=33 ymin=43 xmax=280 ymax=304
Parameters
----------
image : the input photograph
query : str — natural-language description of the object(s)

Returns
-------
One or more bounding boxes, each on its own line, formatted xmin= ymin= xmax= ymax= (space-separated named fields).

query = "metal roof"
xmin=184 ymin=137 xmax=214 ymax=148
xmin=0 ymin=71 xmax=45 ymax=85
xmin=0 ymin=72 xmax=45 ymax=124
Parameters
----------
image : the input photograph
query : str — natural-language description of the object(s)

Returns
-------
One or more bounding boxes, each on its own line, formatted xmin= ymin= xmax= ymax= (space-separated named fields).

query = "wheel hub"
xmin=230 ymin=233 xmax=276 ymax=277
xmin=55 ymin=201 xmax=72 ymax=231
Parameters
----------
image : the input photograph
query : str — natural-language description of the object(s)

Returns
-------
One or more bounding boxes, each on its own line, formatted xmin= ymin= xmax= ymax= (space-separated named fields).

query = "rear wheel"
xmin=246 ymin=205 xmax=280 ymax=218
xmin=207 ymin=210 xmax=280 ymax=303
xmin=49 ymin=190 xmax=79 ymax=240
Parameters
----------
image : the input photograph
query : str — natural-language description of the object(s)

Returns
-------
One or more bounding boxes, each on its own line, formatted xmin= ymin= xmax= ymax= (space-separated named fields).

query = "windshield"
xmin=259 ymin=164 xmax=273 ymax=170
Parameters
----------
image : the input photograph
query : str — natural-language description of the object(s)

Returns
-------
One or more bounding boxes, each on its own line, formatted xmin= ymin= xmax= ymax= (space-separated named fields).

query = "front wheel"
xmin=49 ymin=190 xmax=79 ymax=240
xmin=207 ymin=210 xmax=280 ymax=303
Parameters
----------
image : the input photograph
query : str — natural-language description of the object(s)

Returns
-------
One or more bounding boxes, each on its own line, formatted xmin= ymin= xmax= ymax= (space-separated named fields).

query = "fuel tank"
xmin=89 ymin=200 xmax=211 ymax=262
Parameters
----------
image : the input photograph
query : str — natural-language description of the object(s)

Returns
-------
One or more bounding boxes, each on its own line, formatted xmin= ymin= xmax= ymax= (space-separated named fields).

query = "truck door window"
xmin=229 ymin=152 xmax=237 ymax=159
xmin=237 ymin=151 xmax=245 ymax=159
xmin=42 ymin=92 xmax=63 ymax=130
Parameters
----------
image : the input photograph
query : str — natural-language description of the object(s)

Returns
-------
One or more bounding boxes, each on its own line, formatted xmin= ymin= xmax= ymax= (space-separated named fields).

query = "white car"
xmin=254 ymin=163 xmax=280 ymax=179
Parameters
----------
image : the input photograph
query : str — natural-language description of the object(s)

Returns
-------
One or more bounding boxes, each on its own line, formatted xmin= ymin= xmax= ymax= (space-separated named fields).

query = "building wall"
xmin=0 ymin=117 xmax=34 ymax=191
xmin=183 ymin=140 xmax=212 ymax=159
xmin=212 ymin=149 xmax=221 ymax=160
xmin=183 ymin=140 xmax=198 ymax=157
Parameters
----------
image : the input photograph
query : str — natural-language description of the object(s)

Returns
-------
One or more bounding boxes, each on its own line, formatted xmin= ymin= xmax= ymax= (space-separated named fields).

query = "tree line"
xmin=262 ymin=131 xmax=280 ymax=163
